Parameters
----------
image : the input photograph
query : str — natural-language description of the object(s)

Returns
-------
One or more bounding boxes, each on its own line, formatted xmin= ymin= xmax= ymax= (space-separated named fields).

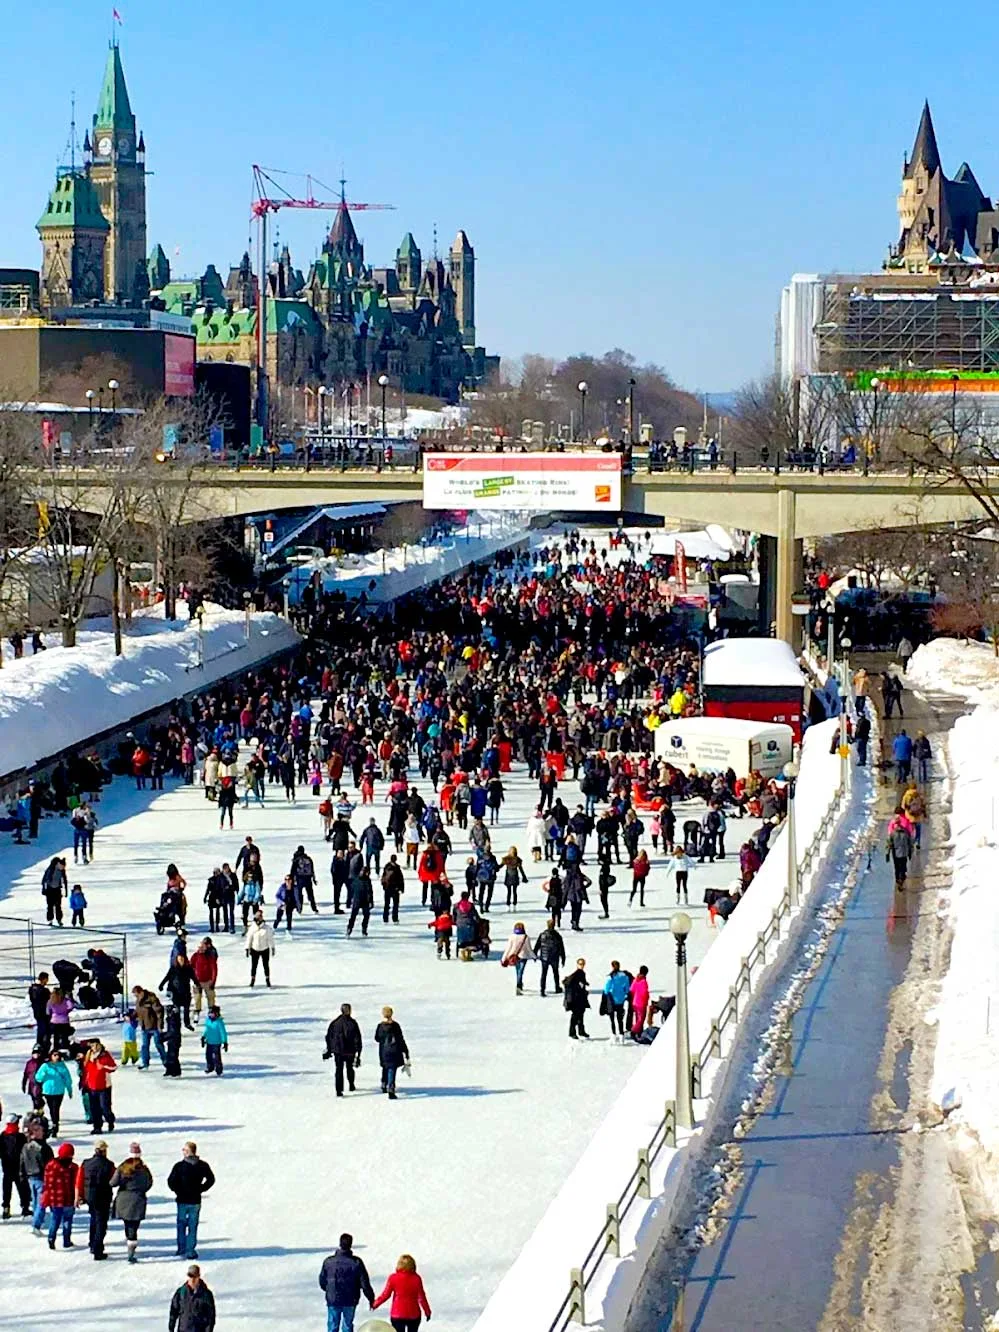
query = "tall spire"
xmin=905 ymin=100 xmax=941 ymax=179
xmin=94 ymin=40 xmax=135 ymax=134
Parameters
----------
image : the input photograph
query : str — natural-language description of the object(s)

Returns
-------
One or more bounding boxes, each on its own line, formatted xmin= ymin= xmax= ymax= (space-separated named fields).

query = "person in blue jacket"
xmin=892 ymin=729 xmax=913 ymax=784
xmin=69 ymin=885 xmax=87 ymax=928
xmin=469 ymin=780 xmax=488 ymax=821
xmin=200 ymin=1006 xmax=228 ymax=1076
xmin=34 ymin=1050 xmax=74 ymax=1134
xmin=602 ymin=961 xmax=631 ymax=1042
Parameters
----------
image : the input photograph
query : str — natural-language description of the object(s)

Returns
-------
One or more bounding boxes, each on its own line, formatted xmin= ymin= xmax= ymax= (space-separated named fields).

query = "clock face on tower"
xmin=118 ymin=135 xmax=130 ymax=155
xmin=97 ymin=136 xmax=113 ymax=156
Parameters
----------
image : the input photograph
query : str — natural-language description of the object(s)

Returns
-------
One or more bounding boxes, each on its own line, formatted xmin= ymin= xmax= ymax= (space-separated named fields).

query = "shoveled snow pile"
xmin=907 ymin=637 xmax=999 ymax=706
xmin=0 ymin=603 xmax=299 ymax=778
xmin=929 ymin=706 xmax=999 ymax=1212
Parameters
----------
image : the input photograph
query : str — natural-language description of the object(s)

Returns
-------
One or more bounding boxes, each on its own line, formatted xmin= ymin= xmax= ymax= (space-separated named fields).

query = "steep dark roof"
xmin=905 ymin=101 xmax=941 ymax=179
xmin=329 ymin=203 xmax=360 ymax=255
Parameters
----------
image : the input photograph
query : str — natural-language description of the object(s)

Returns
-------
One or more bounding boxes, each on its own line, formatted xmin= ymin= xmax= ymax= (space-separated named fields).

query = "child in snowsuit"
xmin=69 ymin=885 xmax=87 ymax=927
xmin=428 ymin=910 xmax=453 ymax=960
xmin=201 ymin=1005 xmax=228 ymax=1076
xmin=121 ymin=1009 xmax=139 ymax=1066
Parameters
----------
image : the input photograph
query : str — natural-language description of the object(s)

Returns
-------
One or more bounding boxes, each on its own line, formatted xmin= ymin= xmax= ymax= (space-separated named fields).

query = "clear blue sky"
xmin=4 ymin=1 xmax=995 ymax=390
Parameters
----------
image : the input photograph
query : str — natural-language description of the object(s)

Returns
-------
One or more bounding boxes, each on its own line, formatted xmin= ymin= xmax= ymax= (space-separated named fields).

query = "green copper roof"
xmin=37 ymin=172 xmax=109 ymax=232
xmin=265 ymin=299 xmax=320 ymax=334
xmin=94 ymin=42 xmax=135 ymax=134
xmin=192 ymin=306 xmax=256 ymax=344
xmin=398 ymin=232 xmax=420 ymax=257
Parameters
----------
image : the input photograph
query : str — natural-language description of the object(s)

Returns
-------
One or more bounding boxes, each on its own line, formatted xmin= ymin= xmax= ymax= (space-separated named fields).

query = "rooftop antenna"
xmin=59 ymin=92 xmax=79 ymax=172
xmin=433 ymin=223 xmax=438 ymax=259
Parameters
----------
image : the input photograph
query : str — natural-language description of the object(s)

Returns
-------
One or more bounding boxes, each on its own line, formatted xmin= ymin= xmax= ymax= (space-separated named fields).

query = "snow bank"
xmin=0 ymin=604 xmax=299 ymax=779
xmin=908 ymin=637 xmax=999 ymax=706
xmin=930 ymin=706 xmax=999 ymax=1214
xmin=473 ymin=720 xmax=849 ymax=1332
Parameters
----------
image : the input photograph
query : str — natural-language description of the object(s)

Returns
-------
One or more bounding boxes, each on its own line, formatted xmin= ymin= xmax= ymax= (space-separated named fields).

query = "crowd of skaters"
xmin=3 ymin=529 xmax=814 ymax=1326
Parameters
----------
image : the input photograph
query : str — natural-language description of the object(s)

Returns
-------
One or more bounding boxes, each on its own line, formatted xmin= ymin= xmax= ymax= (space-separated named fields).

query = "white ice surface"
xmin=0 ymin=741 xmax=740 ymax=1330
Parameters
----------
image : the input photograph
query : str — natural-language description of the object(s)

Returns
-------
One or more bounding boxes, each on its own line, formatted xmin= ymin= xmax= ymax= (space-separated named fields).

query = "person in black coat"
xmin=346 ymin=866 xmax=373 ymax=938
xmin=79 ymin=1140 xmax=115 ymax=1258
xmin=28 ymin=972 xmax=51 ymax=1050
xmin=563 ymin=959 xmax=590 ymax=1039
xmin=324 ymin=1003 xmax=363 ymax=1096
xmin=0 ymin=1114 xmax=30 ymax=1219
xmin=160 ymin=957 xmax=195 ymax=1031
xmin=168 ymin=1265 xmax=216 ymax=1332
xmin=533 ymin=920 xmax=566 ymax=997
xmin=319 ymin=1233 xmax=375 ymax=1318
xmin=374 ymin=1007 xmax=409 ymax=1099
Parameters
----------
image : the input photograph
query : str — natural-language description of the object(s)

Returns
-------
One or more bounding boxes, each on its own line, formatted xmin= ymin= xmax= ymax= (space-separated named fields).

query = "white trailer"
xmin=654 ymin=716 xmax=794 ymax=779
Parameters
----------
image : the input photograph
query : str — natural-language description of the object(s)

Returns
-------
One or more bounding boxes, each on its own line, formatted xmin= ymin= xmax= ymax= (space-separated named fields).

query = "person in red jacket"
xmin=190 ymin=938 xmax=219 ymax=1017
xmin=372 ymin=1253 xmax=432 ymax=1331
xmin=41 ymin=1142 xmax=78 ymax=1249
xmin=82 ymin=1040 xmax=117 ymax=1134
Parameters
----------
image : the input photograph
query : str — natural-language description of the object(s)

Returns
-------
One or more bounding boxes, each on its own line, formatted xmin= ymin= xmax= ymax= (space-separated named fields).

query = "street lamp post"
xmin=839 ymin=636 xmax=853 ymax=791
xmin=824 ymin=596 xmax=835 ymax=670
xmin=97 ymin=386 xmax=105 ymax=420
xmin=628 ymin=376 xmax=636 ymax=447
xmin=196 ymin=605 xmax=205 ymax=670
xmin=870 ymin=376 xmax=880 ymax=463
xmin=318 ymin=385 xmax=327 ymax=450
xmin=577 ymin=381 xmax=588 ymax=442
xmin=784 ymin=757 xmax=800 ymax=908
xmin=282 ymin=577 xmax=291 ymax=621
xmin=378 ymin=374 xmax=389 ymax=439
xmin=951 ymin=373 xmax=960 ymax=447
xmin=347 ymin=383 xmax=354 ymax=441
xmin=243 ymin=590 xmax=252 ymax=642
xmin=85 ymin=389 xmax=95 ymax=433
xmin=108 ymin=379 xmax=119 ymax=421
xmin=670 ymin=911 xmax=694 ymax=1129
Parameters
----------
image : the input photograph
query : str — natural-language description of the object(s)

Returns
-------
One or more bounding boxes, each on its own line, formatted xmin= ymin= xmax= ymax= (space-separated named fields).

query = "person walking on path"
xmin=901 ymin=781 xmax=927 ymax=850
xmin=201 ymin=1006 xmax=228 ymax=1076
xmin=892 ymin=729 xmax=913 ymax=784
xmin=41 ymin=1141 xmax=77 ymax=1249
xmin=1 ymin=1113 xmax=30 ymax=1219
xmin=374 ymin=1006 xmax=409 ymax=1100
xmin=81 ymin=1040 xmax=116 ymax=1135
xmin=246 ymin=912 xmax=275 ymax=987
xmin=76 ymin=1138 xmax=114 ymax=1260
xmin=29 ymin=972 xmax=50 ymax=1050
xmin=319 ymin=1232 xmax=376 ymax=1332
xmin=564 ymin=958 xmax=591 ymax=1040
xmin=897 ymin=636 xmax=914 ymax=673
xmin=168 ymin=1263 xmax=216 ymax=1332
xmin=534 ymin=918 xmax=565 ymax=997
xmin=190 ymin=939 xmax=218 ymax=1018
xmin=324 ymin=1003 xmax=363 ymax=1096
xmin=914 ymin=730 xmax=932 ymax=784
xmin=167 ymin=1140 xmax=215 ymax=1261
xmin=501 ymin=922 xmax=534 ymax=994
xmin=629 ymin=965 xmax=650 ymax=1039
xmin=42 ymin=857 xmax=68 ymax=926
xmin=855 ymin=711 xmax=872 ymax=768
xmin=381 ymin=855 xmax=404 ymax=923
xmin=46 ymin=986 xmax=75 ymax=1052
xmin=111 ymin=1141 xmax=153 ymax=1263
xmin=882 ymin=671 xmax=904 ymax=719
xmin=161 ymin=954 xmax=196 ymax=1031
xmin=630 ymin=849 xmax=651 ymax=907
xmin=371 ymin=1253 xmax=432 ymax=1331
xmin=22 ymin=1122 xmax=53 ymax=1234
xmin=132 ymin=985 xmax=166 ymax=1068
xmin=501 ymin=847 xmax=528 ymax=909
xmin=886 ymin=809 xmax=915 ymax=889
xmin=35 ymin=1050 xmax=73 ymax=1134
xmin=602 ymin=961 xmax=631 ymax=1041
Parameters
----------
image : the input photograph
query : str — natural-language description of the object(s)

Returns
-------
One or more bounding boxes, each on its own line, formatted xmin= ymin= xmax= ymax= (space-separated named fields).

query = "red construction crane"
xmin=250 ymin=164 xmax=395 ymax=217
xmin=249 ymin=166 xmax=395 ymax=432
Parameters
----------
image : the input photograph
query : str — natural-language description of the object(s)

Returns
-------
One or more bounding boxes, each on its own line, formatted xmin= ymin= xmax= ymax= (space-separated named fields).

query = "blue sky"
xmin=4 ymin=1 xmax=996 ymax=390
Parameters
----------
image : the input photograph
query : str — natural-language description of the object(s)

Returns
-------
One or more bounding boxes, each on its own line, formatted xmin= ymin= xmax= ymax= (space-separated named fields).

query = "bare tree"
xmin=928 ymin=531 xmax=999 ymax=655
xmin=0 ymin=403 xmax=42 ymax=661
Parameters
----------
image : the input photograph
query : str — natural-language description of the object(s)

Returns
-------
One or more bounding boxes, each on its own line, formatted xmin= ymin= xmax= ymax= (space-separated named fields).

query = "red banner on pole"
xmin=674 ymin=540 xmax=688 ymax=593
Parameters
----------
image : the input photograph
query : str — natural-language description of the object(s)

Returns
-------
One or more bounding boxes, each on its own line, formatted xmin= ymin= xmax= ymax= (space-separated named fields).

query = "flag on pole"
xmin=112 ymin=8 xmax=123 ymax=22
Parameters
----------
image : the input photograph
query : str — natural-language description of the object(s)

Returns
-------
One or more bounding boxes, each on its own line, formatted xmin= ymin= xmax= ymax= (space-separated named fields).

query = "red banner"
xmin=674 ymin=540 xmax=688 ymax=592
xmin=164 ymin=334 xmax=195 ymax=396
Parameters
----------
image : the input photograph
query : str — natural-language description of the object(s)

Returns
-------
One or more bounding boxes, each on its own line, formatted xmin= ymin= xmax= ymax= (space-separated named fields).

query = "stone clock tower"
xmin=88 ymin=40 xmax=147 ymax=304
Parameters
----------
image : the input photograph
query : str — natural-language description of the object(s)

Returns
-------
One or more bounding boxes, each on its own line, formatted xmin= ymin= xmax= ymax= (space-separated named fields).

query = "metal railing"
xmin=547 ymin=779 xmax=847 ymax=1331
xmin=548 ymin=1101 xmax=678 ymax=1332
xmin=0 ymin=915 xmax=129 ymax=1019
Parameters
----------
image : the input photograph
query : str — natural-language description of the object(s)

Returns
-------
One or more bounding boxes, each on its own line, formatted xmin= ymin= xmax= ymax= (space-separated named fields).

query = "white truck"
xmin=654 ymin=717 xmax=793 ymax=779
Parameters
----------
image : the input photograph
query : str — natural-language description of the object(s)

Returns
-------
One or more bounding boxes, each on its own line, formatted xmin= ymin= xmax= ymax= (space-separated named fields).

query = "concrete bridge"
xmin=40 ymin=464 xmax=989 ymax=642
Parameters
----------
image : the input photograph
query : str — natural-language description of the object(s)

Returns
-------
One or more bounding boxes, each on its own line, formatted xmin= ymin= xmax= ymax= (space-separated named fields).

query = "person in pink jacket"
xmin=629 ymin=965 xmax=650 ymax=1039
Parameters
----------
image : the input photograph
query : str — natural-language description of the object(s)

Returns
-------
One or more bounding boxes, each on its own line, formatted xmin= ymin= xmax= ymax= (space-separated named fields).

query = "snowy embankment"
xmin=908 ymin=640 xmax=999 ymax=1216
xmin=0 ymin=604 xmax=299 ymax=779
xmin=286 ymin=513 xmax=528 ymax=605
xmin=474 ymin=719 xmax=851 ymax=1332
